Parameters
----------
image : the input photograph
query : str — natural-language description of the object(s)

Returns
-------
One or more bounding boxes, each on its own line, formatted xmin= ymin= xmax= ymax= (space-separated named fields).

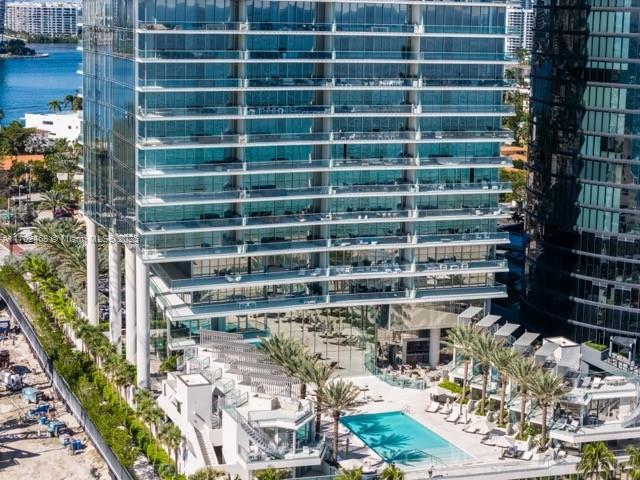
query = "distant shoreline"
xmin=0 ymin=53 xmax=49 ymax=59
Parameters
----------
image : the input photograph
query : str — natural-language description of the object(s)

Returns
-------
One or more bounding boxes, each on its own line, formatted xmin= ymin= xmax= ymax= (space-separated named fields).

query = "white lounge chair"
xmin=440 ymin=403 xmax=453 ymax=415
xmin=581 ymin=376 xmax=591 ymax=388
xmin=521 ymin=450 xmax=534 ymax=461
xmin=446 ymin=407 xmax=461 ymax=423
xmin=592 ymin=377 xmax=602 ymax=389
xmin=426 ymin=401 xmax=440 ymax=413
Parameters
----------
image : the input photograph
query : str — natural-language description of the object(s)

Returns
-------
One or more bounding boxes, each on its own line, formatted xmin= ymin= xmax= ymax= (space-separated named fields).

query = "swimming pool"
xmin=340 ymin=411 xmax=471 ymax=467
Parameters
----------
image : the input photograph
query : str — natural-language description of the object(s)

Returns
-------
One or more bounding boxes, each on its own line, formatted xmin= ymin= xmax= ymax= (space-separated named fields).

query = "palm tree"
xmin=470 ymin=332 xmax=503 ymax=415
xmin=379 ymin=464 xmax=404 ymax=480
xmin=48 ymin=100 xmax=63 ymax=113
xmin=254 ymin=467 xmax=289 ymax=480
xmin=625 ymin=446 xmax=640 ymax=480
xmin=188 ymin=467 xmax=225 ymax=480
xmin=527 ymin=370 xmax=570 ymax=450
xmin=577 ymin=442 xmax=616 ymax=480
xmin=336 ymin=467 xmax=363 ymax=480
xmin=40 ymin=189 xmax=72 ymax=213
xmin=507 ymin=357 xmax=540 ymax=438
xmin=491 ymin=348 xmax=518 ymax=427
xmin=443 ymin=325 xmax=477 ymax=404
xmin=322 ymin=379 xmax=360 ymax=460
xmin=301 ymin=357 xmax=336 ymax=439
xmin=259 ymin=335 xmax=309 ymax=398
xmin=0 ymin=222 xmax=20 ymax=256
xmin=160 ymin=422 xmax=183 ymax=473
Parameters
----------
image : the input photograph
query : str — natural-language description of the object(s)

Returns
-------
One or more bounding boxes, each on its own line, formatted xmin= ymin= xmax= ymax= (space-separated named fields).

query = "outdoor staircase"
xmin=194 ymin=426 xmax=217 ymax=466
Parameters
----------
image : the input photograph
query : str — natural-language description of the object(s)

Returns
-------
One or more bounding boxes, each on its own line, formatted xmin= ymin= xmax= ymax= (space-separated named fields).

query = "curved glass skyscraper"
xmin=525 ymin=0 xmax=640 ymax=345
xmin=83 ymin=0 xmax=515 ymax=386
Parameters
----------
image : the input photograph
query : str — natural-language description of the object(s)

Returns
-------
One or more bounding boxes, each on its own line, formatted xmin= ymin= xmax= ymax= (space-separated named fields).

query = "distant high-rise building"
xmin=506 ymin=0 xmax=535 ymax=54
xmin=525 ymin=0 xmax=640 ymax=346
xmin=0 ymin=0 xmax=5 ymax=41
xmin=4 ymin=2 xmax=80 ymax=36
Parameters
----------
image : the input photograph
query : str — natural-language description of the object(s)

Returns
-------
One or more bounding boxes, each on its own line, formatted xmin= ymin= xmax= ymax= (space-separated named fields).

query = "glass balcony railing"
xmin=138 ymin=20 xmax=513 ymax=35
xmin=136 ymin=104 xmax=514 ymax=118
xmin=138 ymin=207 xmax=509 ymax=233
xmin=137 ymin=181 xmax=510 ymax=205
xmin=137 ymin=156 xmax=511 ymax=177
xmin=142 ymin=232 xmax=511 ymax=261
xmin=136 ymin=129 xmax=513 ymax=148
xmin=138 ymin=76 xmax=518 ymax=90
xmin=156 ymin=259 xmax=509 ymax=291
xmin=168 ymin=285 xmax=508 ymax=318
xmin=137 ymin=49 xmax=518 ymax=62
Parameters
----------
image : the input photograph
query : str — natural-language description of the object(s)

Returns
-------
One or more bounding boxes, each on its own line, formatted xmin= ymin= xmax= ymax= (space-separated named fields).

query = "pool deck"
xmin=332 ymin=375 xmax=580 ymax=480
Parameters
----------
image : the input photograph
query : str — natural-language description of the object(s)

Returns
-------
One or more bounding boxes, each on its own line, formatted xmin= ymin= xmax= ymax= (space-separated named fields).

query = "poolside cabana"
xmin=513 ymin=332 xmax=540 ymax=356
xmin=494 ymin=323 xmax=520 ymax=346
xmin=458 ymin=306 xmax=484 ymax=326
xmin=475 ymin=315 xmax=501 ymax=333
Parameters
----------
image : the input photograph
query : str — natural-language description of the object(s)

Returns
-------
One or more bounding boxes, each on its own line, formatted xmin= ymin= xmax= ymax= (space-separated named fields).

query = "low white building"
xmin=157 ymin=331 xmax=328 ymax=478
xmin=24 ymin=111 xmax=81 ymax=142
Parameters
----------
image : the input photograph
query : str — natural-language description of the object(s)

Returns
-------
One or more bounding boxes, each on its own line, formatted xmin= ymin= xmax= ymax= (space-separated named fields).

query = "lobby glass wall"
xmin=525 ymin=0 xmax=640 ymax=347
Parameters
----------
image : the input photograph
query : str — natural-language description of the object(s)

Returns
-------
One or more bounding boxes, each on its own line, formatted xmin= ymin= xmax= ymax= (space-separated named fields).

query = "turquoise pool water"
xmin=340 ymin=411 xmax=471 ymax=467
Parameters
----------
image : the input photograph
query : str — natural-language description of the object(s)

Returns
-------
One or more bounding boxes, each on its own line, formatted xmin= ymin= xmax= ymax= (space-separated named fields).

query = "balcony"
xmin=163 ymin=285 xmax=508 ymax=320
xmin=138 ymin=206 xmax=510 ymax=234
xmin=136 ymin=48 xmax=517 ymax=64
xmin=136 ymin=104 xmax=514 ymax=120
xmin=136 ymin=181 xmax=510 ymax=207
xmin=137 ymin=76 xmax=518 ymax=91
xmin=154 ymin=259 xmax=509 ymax=293
xmin=137 ymin=21 xmax=512 ymax=36
xmin=141 ymin=231 xmax=511 ymax=262
xmin=137 ymin=156 xmax=511 ymax=178
xmin=136 ymin=129 xmax=513 ymax=149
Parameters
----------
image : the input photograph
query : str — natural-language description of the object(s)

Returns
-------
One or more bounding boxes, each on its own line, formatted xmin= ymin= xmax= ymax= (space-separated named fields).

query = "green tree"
xmin=577 ymin=442 xmax=616 ymax=480
xmin=254 ymin=467 xmax=289 ymax=480
xmin=379 ymin=464 xmax=404 ymax=480
xmin=470 ymin=332 xmax=504 ymax=415
xmin=500 ymin=168 xmax=527 ymax=205
xmin=322 ymin=379 xmax=360 ymax=460
xmin=301 ymin=358 xmax=336 ymax=439
xmin=527 ymin=370 xmax=570 ymax=450
xmin=258 ymin=335 xmax=309 ymax=398
xmin=625 ymin=446 xmax=640 ymax=480
xmin=188 ymin=467 xmax=224 ymax=480
xmin=48 ymin=100 xmax=63 ymax=113
xmin=443 ymin=325 xmax=477 ymax=404
xmin=159 ymin=422 xmax=183 ymax=473
xmin=491 ymin=348 xmax=518 ymax=427
xmin=507 ymin=357 xmax=540 ymax=438
xmin=336 ymin=467 xmax=363 ymax=480
xmin=0 ymin=121 xmax=35 ymax=161
xmin=40 ymin=189 xmax=73 ymax=213
xmin=0 ymin=222 xmax=19 ymax=256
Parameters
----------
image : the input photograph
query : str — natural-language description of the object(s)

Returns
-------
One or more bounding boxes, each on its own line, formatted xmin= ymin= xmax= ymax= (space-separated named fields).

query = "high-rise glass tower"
xmin=525 ymin=0 xmax=640 ymax=345
xmin=83 ymin=0 xmax=515 ymax=387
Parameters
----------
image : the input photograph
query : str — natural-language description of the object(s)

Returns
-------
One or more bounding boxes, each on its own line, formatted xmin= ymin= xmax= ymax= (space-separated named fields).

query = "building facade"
xmin=24 ymin=111 xmax=82 ymax=141
xmin=83 ymin=0 xmax=516 ymax=387
xmin=506 ymin=0 xmax=535 ymax=54
xmin=4 ymin=2 xmax=80 ymax=36
xmin=0 ymin=0 xmax=6 ymax=40
xmin=525 ymin=0 xmax=640 ymax=346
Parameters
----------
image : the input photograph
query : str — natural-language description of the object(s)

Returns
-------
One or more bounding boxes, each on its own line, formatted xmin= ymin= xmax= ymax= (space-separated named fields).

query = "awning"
xmin=459 ymin=306 xmax=483 ymax=320
xmin=476 ymin=314 xmax=501 ymax=329
xmin=514 ymin=332 xmax=540 ymax=349
xmin=494 ymin=323 xmax=519 ymax=338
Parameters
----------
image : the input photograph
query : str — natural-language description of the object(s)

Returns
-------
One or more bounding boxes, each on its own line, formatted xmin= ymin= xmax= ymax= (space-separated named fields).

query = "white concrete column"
xmin=125 ymin=246 xmax=137 ymax=363
xmin=429 ymin=328 xmax=441 ymax=368
xmin=135 ymin=254 xmax=150 ymax=388
xmin=108 ymin=233 xmax=122 ymax=345
xmin=86 ymin=218 xmax=99 ymax=326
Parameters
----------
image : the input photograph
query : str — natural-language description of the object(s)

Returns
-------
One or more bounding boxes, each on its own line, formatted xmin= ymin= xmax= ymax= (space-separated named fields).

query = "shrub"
xmin=585 ymin=341 xmax=607 ymax=352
